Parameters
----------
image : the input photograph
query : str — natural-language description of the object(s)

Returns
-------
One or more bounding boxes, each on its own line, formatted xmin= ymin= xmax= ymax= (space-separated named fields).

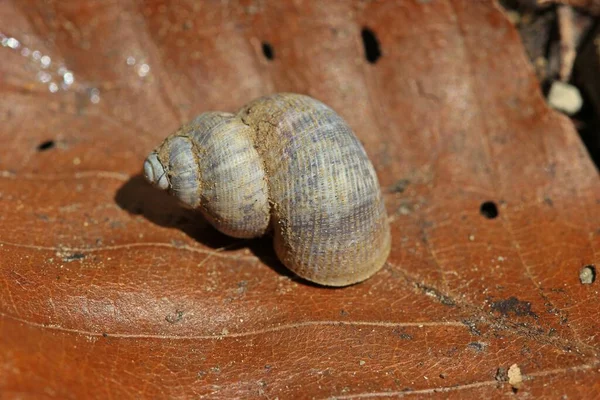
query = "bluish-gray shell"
xmin=144 ymin=93 xmax=391 ymax=286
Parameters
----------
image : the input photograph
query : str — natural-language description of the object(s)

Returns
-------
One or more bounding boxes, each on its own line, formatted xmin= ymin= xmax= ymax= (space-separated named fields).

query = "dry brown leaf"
xmin=1 ymin=0 xmax=600 ymax=398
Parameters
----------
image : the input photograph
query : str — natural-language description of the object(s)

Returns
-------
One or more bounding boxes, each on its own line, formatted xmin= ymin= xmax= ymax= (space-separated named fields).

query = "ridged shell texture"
xmin=144 ymin=93 xmax=390 ymax=286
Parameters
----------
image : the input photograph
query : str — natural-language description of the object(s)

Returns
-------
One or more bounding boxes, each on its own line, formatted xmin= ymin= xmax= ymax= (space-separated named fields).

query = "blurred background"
xmin=501 ymin=0 xmax=600 ymax=165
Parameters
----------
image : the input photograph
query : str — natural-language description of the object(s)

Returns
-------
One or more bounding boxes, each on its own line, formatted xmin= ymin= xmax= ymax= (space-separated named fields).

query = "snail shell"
xmin=144 ymin=93 xmax=390 ymax=286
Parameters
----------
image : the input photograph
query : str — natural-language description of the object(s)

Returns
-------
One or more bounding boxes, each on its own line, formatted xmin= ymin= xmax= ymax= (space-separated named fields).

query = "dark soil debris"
xmin=389 ymin=178 xmax=410 ymax=193
xmin=491 ymin=296 xmax=538 ymax=319
xmin=495 ymin=367 xmax=508 ymax=382
xmin=392 ymin=328 xmax=413 ymax=340
xmin=415 ymin=283 xmax=456 ymax=306
xmin=62 ymin=253 xmax=86 ymax=262
xmin=462 ymin=319 xmax=482 ymax=336
xmin=165 ymin=310 xmax=184 ymax=324
xmin=467 ymin=342 xmax=488 ymax=352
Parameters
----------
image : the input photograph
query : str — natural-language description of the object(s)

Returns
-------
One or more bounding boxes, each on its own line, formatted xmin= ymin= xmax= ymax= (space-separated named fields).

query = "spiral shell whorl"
xmin=238 ymin=94 xmax=391 ymax=286
xmin=194 ymin=118 xmax=270 ymax=238
xmin=143 ymin=153 xmax=168 ymax=190
xmin=144 ymin=93 xmax=391 ymax=286
xmin=144 ymin=112 xmax=234 ymax=208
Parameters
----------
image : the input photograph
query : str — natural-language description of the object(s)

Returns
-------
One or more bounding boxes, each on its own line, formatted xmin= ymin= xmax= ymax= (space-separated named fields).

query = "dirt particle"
xmin=416 ymin=283 xmax=455 ymax=306
xmin=508 ymin=363 xmax=523 ymax=391
xmin=579 ymin=265 xmax=596 ymax=284
xmin=495 ymin=367 xmax=508 ymax=382
xmin=467 ymin=342 xmax=488 ymax=352
xmin=359 ymin=360 xmax=366 ymax=366
xmin=392 ymin=328 xmax=413 ymax=340
xmin=165 ymin=309 xmax=184 ymax=324
xmin=396 ymin=202 xmax=413 ymax=216
xmin=491 ymin=297 xmax=537 ymax=318
xmin=390 ymin=178 xmax=410 ymax=193
xmin=62 ymin=252 xmax=85 ymax=262
xmin=462 ymin=319 xmax=482 ymax=336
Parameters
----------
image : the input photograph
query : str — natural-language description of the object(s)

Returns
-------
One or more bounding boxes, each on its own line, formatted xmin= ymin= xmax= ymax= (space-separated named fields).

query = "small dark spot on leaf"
xmin=35 ymin=213 xmax=49 ymax=221
xmin=102 ymin=332 xmax=108 ymax=338
xmin=544 ymin=197 xmax=554 ymax=206
xmin=262 ymin=41 xmax=274 ymax=60
xmin=491 ymin=297 xmax=537 ymax=318
xmin=467 ymin=342 xmax=487 ymax=352
xmin=392 ymin=328 xmax=413 ymax=340
xmin=361 ymin=27 xmax=381 ymax=63
xmin=37 ymin=140 xmax=55 ymax=151
xmin=480 ymin=201 xmax=499 ymax=219
xmin=390 ymin=179 xmax=410 ymax=193
xmin=340 ymin=309 xmax=349 ymax=316
xmin=62 ymin=253 xmax=85 ymax=262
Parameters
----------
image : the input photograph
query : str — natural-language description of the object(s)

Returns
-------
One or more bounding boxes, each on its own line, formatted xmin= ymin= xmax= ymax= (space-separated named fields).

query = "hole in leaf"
xmin=361 ymin=27 xmax=381 ymax=64
xmin=480 ymin=201 xmax=498 ymax=219
xmin=580 ymin=265 xmax=596 ymax=284
xmin=262 ymin=42 xmax=274 ymax=61
xmin=37 ymin=140 xmax=55 ymax=151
